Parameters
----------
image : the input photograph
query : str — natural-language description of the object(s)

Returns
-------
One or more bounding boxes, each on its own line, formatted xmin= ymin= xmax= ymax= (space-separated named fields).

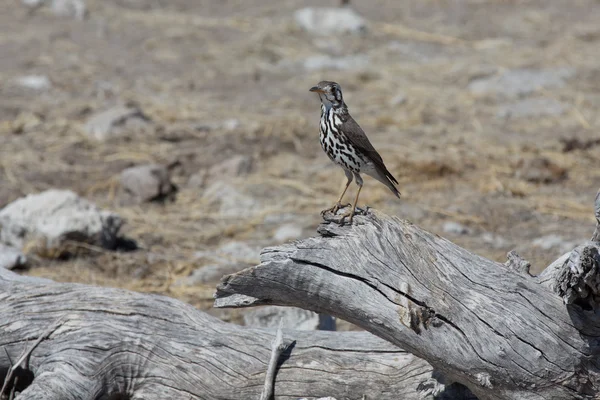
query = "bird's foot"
xmin=321 ymin=202 xmax=350 ymax=217
xmin=321 ymin=205 xmax=367 ymax=225
xmin=339 ymin=209 xmax=356 ymax=226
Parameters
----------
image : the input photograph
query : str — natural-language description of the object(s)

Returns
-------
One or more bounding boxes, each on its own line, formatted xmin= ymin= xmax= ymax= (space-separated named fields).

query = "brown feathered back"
xmin=340 ymin=116 xmax=400 ymax=197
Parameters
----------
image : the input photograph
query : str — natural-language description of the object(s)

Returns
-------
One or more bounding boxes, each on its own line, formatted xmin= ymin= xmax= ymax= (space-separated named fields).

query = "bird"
xmin=310 ymin=81 xmax=400 ymax=224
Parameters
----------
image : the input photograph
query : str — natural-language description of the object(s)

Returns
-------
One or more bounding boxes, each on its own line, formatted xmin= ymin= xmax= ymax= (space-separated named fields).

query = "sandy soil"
xmin=1 ymin=0 xmax=600 ymax=324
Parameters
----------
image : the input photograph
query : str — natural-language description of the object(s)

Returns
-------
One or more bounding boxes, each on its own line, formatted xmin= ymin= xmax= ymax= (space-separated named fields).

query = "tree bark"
xmin=215 ymin=206 xmax=600 ymax=400
xmin=0 ymin=267 xmax=473 ymax=400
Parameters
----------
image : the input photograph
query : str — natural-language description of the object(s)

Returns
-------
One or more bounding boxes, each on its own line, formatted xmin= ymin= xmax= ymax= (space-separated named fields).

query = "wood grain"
xmin=216 ymin=207 xmax=600 ymax=400
xmin=0 ymin=267 xmax=473 ymax=399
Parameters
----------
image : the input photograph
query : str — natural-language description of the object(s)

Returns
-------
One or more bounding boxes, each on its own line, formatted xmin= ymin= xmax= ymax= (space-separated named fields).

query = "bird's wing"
xmin=341 ymin=116 xmax=399 ymax=185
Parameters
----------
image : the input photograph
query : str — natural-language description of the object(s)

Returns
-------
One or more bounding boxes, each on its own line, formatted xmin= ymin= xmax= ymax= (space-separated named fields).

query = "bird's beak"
xmin=310 ymin=86 xmax=324 ymax=93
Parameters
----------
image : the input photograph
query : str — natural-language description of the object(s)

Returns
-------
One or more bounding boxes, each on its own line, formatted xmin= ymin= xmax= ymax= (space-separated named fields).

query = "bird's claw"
xmin=321 ymin=202 xmax=350 ymax=216
xmin=339 ymin=209 xmax=356 ymax=226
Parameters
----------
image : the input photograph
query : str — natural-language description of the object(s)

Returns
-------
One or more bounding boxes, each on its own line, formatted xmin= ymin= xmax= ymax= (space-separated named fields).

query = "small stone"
xmin=496 ymin=97 xmax=567 ymax=119
xmin=15 ymin=75 xmax=52 ymax=91
xmin=303 ymin=54 xmax=369 ymax=71
xmin=482 ymin=233 xmax=508 ymax=249
xmin=120 ymin=164 xmax=177 ymax=203
xmin=0 ymin=244 xmax=27 ymax=270
xmin=389 ymin=93 xmax=407 ymax=106
xmin=84 ymin=106 xmax=150 ymax=141
xmin=22 ymin=0 xmax=45 ymax=6
xmin=214 ymin=241 xmax=259 ymax=263
xmin=176 ymin=263 xmax=242 ymax=286
xmin=202 ymin=182 xmax=262 ymax=218
xmin=187 ymin=172 xmax=206 ymax=189
xmin=194 ymin=241 xmax=261 ymax=264
xmin=468 ymin=68 xmax=575 ymax=97
xmin=532 ymin=235 xmax=581 ymax=253
xmin=51 ymin=0 xmax=86 ymax=19
xmin=208 ymin=155 xmax=253 ymax=180
xmin=221 ymin=118 xmax=240 ymax=131
xmin=0 ymin=190 xmax=123 ymax=253
xmin=294 ymin=7 xmax=367 ymax=36
xmin=263 ymin=213 xmax=298 ymax=224
xmin=443 ymin=221 xmax=472 ymax=235
xmin=515 ymin=157 xmax=567 ymax=184
xmin=273 ymin=224 xmax=303 ymax=242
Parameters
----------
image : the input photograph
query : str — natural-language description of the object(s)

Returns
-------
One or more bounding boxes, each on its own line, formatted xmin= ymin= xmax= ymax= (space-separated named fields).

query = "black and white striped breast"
xmin=319 ymin=108 xmax=363 ymax=173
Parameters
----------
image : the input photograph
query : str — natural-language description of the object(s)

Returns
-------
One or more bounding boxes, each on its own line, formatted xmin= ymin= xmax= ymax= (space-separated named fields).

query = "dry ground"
xmin=1 ymin=0 xmax=600 ymax=323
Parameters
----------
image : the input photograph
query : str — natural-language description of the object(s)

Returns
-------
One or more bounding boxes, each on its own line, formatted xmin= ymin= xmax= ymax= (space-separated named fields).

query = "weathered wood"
xmin=260 ymin=319 xmax=287 ymax=400
xmin=0 ymin=268 xmax=474 ymax=400
xmin=215 ymin=205 xmax=600 ymax=400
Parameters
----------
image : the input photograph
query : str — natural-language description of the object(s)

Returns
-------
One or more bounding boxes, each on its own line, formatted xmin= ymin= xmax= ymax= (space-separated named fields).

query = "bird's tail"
xmin=369 ymin=167 xmax=401 ymax=198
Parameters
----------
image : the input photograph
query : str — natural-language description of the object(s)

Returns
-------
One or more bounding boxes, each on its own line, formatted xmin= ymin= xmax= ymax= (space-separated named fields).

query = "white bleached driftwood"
xmin=216 ymin=191 xmax=600 ymax=400
xmin=0 ymin=267 xmax=473 ymax=399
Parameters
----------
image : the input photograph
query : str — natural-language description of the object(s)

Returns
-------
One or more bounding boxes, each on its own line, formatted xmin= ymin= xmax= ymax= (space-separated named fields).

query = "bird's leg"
xmin=341 ymin=182 xmax=362 ymax=225
xmin=325 ymin=171 xmax=353 ymax=214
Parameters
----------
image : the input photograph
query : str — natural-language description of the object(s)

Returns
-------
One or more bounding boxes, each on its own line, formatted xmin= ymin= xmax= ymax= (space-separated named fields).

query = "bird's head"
xmin=310 ymin=81 xmax=344 ymax=110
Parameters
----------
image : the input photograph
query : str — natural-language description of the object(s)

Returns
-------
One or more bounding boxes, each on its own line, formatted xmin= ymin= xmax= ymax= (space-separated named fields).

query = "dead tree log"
xmin=215 ymin=193 xmax=600 ymax=400
xmin=0 ymin=267 xmax=474 ymax=400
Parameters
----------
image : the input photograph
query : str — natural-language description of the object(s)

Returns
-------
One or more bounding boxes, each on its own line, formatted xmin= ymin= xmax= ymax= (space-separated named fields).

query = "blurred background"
xmin=1 ymin=0 xmax=599 ymax=324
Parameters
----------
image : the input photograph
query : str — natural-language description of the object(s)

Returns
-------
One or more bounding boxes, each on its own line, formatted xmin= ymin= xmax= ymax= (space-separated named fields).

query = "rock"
xmin=273 ymin=223 xmax=303 ymax=242
xmin=532 ymin=234 xmax=581 ymax=253
xmin=214 ymin=241 xmax=259 ymax=263
xmin=186 ymin=241 xmax=260 ymax=285
xmin=443 ymin=221 xmax=472 ymax=235
xmin=387 ymin=41 xmax=442 ymax=63
xmin=187 ymin=172 xmax=206 ymax=188
xmin=202 ymin=182 xmax=262 ymax=218
xmin=188 ymin=155 xmax=253 ymax=188
xmin=468 ymin=68 xmax=575 ymax=97
xmin=515 ymin=157 xmax=567 ymax=184
xmin=84 ymin=106 xmax=150 ymax=141
xmin=263 ymin=213 xmax=299 ymax=224
xmin=0 ymin=190 xmax=123 ymax=254
xmin=51 ymin=0 xmax=86 ymax=19
xmin=303 ymin=54 xmax=369 ymax=71
xmin=175 ymin=263 xmax=242 ymax=286
xmin=208 ymin=155 xmax=253 ymax=179
xmin=0 ymin=244 xmax=27 ymax=270
xmin=294 ymin=7 xmax=367 ymax=36
xmin=312 ymin=37 xmax=343 ymax=55
xmin=195 ymin=241 xmax=261 ymax=265
xmin=221 ymin=118 xmax=240 ymax=131
xmin=22 ymin=0 xmax=45 ymax=6
xmin=120 ymin=164 xmax=177 ymax=203
xmin=482 ymin=233 xmax=508 ymax=249
xmin=389 ymin=92 xmax=407 ymax=106
xmin=243 ymin=306 xmax=336 ymax=331
xmin=15 ymin=75 xmax=52 ymax=91
xmin=497 ymin=97 xmax=567 ymax=119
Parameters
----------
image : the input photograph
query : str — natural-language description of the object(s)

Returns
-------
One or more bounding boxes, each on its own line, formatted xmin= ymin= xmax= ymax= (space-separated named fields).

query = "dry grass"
xmin=1 ymin=0 xmax=600 ymax=316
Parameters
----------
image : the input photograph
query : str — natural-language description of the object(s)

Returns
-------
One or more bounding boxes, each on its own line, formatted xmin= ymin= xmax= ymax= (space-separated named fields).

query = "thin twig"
xmin=0 ymin=316 xmax=65 ymax=397
xmin=259 ymin=318 xmax=287 ymax=400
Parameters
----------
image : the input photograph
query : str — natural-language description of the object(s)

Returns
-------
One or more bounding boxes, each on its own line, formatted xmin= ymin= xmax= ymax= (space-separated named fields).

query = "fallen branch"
xmin=260 ymin=319 xmax=288 ymax=400
xmin=0 ymin=267 xmax=473 ymax=399
xmin=216 ymin=192 xmax=600 ymax=400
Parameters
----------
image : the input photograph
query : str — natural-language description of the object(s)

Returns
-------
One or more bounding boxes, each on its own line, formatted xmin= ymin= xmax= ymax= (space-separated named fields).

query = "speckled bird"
xmin=310 ymin=81 xmax=400 ymax=224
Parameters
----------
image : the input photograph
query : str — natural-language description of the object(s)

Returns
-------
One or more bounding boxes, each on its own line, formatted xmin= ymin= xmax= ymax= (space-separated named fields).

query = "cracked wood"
xmin=0 ymin=267 xmax=473 ymax=400
xmin=216 ymin=208 xmax=600 ymax=400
